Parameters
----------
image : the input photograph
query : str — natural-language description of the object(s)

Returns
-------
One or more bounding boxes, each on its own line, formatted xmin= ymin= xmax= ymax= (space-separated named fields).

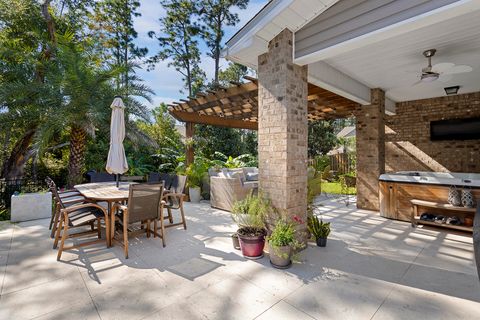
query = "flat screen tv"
xmin=430 ymin=117 xmax=480 ymax=141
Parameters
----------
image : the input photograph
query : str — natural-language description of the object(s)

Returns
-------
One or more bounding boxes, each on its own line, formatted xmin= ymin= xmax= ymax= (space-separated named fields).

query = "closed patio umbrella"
xmin=106 ymin=96 xmax=128 ymax=187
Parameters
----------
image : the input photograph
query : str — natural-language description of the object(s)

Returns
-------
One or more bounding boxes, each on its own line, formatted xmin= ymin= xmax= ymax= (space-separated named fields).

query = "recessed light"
xmin=444 ymin=86 xmax=460 ymax=95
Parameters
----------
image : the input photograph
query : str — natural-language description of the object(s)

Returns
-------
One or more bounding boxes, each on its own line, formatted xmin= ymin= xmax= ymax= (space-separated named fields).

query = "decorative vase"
xmin=231 ymin=233 xmax=240 ymax=250
xmin=461 ymin=189 xmax=475 ymax=208
xmin=189 ymin=187 xmax=201 ymax=203
xmin=269 ymin=244 xmax=292 ymax=269
xmin=316 ymin=238 xmax=327 ymax=247
xmin=448 ymin=186 xmax=461 ymax=206
xmin=238 ymin=231 xmax=265 ymax=259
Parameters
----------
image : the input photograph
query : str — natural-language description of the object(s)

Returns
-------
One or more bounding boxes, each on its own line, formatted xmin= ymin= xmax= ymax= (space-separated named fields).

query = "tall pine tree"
xmin=199 ymin=0 xmax=248 ymax=87
xmin=148 ymin=0 xmax=205 ymax=96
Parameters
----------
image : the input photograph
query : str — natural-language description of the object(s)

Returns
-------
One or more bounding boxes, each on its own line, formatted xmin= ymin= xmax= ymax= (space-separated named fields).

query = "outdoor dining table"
xmin=74 ymin=182 xmax=134 ymax=247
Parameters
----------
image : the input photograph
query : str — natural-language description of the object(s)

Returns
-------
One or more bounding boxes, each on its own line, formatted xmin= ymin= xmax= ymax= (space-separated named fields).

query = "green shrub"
xmin=313 ymin=155 xmax=330 ymax=172
xmin=231 ymin=194 xmax=271 ymax=229
xmin=268 ymin=220 xmax=295 ymax=247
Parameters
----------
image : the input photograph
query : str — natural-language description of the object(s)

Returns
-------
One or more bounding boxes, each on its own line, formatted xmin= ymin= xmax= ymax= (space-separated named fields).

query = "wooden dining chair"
xmin=112 ymin=183 xmax=165 ymax=258
xmin=148 ymin=172 xmax=172 ymax=189
xmin=161 ymin=175 xmax=187 ymax=234
xmin=45 ymin=177 xmax=88 ymax=239
xmin=56 ymin=203 xmax=109 ymax=261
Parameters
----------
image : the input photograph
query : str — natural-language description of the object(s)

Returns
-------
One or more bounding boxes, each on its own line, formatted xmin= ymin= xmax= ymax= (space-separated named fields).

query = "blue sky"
xmin=133 ymin=0 xmax=268 ymax=108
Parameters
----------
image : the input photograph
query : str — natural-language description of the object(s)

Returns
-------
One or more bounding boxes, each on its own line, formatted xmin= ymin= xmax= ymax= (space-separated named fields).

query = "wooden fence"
xmin=330 ymin=153 xmax=354 ymax=175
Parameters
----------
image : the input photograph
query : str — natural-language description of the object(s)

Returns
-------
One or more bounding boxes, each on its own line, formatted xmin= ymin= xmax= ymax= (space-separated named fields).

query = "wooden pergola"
xmin=168 ymin=76 xmax=360 ymax=129
xmin=168 ymin=76 xmax=360 ymax=164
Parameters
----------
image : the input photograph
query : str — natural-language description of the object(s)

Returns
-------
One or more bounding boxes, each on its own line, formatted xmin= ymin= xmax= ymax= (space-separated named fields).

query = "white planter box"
xmin=11 ymin=192 xmax=52 ymax=222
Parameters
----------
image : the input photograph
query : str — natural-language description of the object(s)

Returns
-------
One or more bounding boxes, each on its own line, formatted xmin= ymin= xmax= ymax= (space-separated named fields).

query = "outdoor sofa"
xmin=209 ymin=167 xmax=258 ymax=212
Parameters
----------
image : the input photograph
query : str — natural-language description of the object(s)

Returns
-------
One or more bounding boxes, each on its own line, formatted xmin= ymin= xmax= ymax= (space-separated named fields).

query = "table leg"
xmin=107 ymin=201 xmax=113 ymax=247
xmin=110 ymin=201 xmax=116 ymax=247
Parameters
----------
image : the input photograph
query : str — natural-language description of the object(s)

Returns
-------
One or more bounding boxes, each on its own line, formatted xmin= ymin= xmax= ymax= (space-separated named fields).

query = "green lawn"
xmin=321 ymin=181 xmax=356 ymax=195
xmin=308 ymin=176 xmax=356 ymax=196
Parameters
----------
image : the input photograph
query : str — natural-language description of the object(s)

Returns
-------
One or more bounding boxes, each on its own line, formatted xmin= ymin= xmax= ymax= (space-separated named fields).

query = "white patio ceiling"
xmin=322 ymin=8 xmax=480 ymax=102
xmin=225 ymin=0 xmax=480 ymax=108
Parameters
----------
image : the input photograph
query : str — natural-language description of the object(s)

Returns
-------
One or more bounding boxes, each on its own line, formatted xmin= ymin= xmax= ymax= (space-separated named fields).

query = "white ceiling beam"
xmin=294 ymin=0 xmax=480 ymax=65
xmin=308 ymin=61 xmax=371 ymax=105
xmin=385 ymin=98 xmax=396 ymax=115
xmin=308 ymin=61 xmax=397 ymax=114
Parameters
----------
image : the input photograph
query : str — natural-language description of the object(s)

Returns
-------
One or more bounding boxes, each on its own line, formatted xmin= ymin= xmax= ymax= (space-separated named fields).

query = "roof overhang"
xmin=223 ymin=0 xmax=339 ymax=69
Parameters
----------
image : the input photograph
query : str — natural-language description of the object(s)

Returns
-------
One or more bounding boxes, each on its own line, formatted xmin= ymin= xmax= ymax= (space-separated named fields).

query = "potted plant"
xmin=185 ymin=162 xmax=206 ymax=203
xmin=267 ymin=220 xmax=298 ymax=269
xmin=231 ymin=195 xmax=269 ymax=259
xmin=308 ymin=215 xmax=331 ymax=247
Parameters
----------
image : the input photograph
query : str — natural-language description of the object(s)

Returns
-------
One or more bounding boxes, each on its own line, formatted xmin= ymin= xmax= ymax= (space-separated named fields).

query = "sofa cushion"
xmin=222 ymin=168 xmax=246 ymax=182
xmin=243 ymin=181 xmax=258 ymax=189
xmin=246 ymin=172 xmax=258 ymax=181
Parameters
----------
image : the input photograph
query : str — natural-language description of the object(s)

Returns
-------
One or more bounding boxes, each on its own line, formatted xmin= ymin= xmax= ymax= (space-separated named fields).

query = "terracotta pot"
xmin=464 ymin=217 xmax=474 ymax=227
xmin=316 ymin=237 xmax=327 ymax=247
xmin=238 ymin=233 xmax=265 ymax=259
xmin=269 ymin=244 xmax=292 ymax=269
xmin=231 ymin=233 xmax=241 ymax=250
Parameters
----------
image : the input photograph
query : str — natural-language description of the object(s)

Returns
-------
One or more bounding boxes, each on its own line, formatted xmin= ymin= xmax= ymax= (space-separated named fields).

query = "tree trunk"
xmin=67 ymin=126 xmax=87 ymax=187
xmin=1 ymin=129 xmax=36 ymax=179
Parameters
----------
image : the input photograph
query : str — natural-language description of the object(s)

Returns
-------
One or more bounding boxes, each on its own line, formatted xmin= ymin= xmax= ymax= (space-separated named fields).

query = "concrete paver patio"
xmin=0 ymin=196 xmax=479 ymax=320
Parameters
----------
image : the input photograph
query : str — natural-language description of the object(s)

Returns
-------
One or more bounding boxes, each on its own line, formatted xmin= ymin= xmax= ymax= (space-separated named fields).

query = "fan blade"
xmin=439 ymin=75 xmax=452 ymax=83
xmin=432 ymin=62 xmax=454 ymax=73
xmin=411 ymin=79 xmax=423 ymax=87
xmin=443 ymin=65 xmax=472 ymax=75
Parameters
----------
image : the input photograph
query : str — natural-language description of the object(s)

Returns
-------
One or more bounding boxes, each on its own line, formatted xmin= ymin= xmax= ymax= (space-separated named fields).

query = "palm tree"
xmin=35 ymin=34 xmax=151 ymax=186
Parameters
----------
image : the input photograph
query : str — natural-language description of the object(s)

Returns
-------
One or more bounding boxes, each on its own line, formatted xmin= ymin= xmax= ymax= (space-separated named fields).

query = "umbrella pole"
xmin=116 ymin=174 xmax=119 ymax=188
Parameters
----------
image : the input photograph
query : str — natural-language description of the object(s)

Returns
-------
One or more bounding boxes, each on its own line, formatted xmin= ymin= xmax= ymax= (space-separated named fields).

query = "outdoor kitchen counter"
xmin=379 ymin=171 xmax=480 ymax=188
xmin=379 ymin=172 xmax=480 ymax=222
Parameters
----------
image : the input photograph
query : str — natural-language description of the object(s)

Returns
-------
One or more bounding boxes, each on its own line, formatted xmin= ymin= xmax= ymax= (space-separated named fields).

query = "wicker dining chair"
xmin=112 ymin=183 xmax=165 ymax=258
xmin=45 ymin=177 xmax=88 ymax=239
xmin=56 ymin=203 xmax=108 ymax=261
xmin=161 ymin=175 xmax=187 ymax=232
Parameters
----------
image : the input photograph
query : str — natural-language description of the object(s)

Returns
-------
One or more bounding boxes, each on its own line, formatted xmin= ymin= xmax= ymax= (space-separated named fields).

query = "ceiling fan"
xmin=413 ymin=49 xmax=472 ymax=85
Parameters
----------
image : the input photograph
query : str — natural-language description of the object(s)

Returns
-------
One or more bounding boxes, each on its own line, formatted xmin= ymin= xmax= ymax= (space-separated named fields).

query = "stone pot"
xmin=316 ymin=237 xmax=327 ymax=247
xmin=188 ymin=187 xmax=201 ymax=203
xmin=269 ymin=244 xmax=292 ymax=269
xmin=231 ymin=233 xmax=241 ymax=250
xmin=238 ymin=232 xmax=265 ymax=259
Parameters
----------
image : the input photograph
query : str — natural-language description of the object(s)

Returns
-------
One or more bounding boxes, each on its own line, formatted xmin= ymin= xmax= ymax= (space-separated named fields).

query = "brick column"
xmin=258 ymin=29 xmax=308 ymax=231
xmin=355 ymin=88 xmax=385 ymax=211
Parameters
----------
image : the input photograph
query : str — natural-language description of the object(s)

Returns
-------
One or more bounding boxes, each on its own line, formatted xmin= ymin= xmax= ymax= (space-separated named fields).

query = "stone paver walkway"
xmin=0 ymin=196 xmax=479 ymax=320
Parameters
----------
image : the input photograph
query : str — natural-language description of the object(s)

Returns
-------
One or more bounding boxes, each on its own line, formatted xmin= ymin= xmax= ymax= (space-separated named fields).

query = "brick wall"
xmin=355 ymin=89 xmax=385 ymax=211
xmin=258 ymin=29 xmax=308 ymax=221
xmin=385 ymin=92 xmax=480 ymax=173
